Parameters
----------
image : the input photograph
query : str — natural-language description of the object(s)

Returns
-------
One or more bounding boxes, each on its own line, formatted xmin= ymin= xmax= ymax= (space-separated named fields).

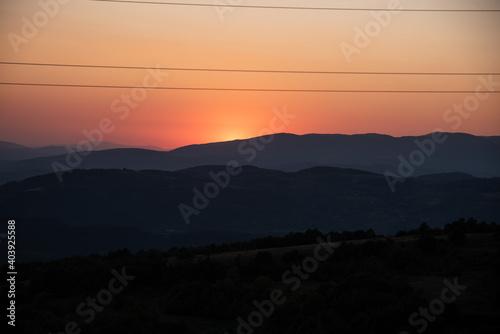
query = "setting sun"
xmin=1 ymin=1 xmax=499 ymax=148
xmin=218 ymin=131 xmax=246 ymax=141
xmin=1 ymin=1 xmax=500 ymax=332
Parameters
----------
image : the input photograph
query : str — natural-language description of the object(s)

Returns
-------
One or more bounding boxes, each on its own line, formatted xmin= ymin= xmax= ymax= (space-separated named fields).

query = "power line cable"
xmin=1 ymin=82 xmax=499 ymax=93
xmin=1 ymin=61 xmax=498 ymax=76
xmin=90 ymin=0 xmax=500 ymax=12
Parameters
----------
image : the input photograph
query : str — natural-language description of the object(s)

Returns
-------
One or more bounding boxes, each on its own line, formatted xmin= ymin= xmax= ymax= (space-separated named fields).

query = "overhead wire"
xmin=1 ymin=82 xmax=499 ymax=93
xmin=1 ymin=61 xmax=498 ymax=76
xmin=90 ymin=0 xmax=500 ymax=12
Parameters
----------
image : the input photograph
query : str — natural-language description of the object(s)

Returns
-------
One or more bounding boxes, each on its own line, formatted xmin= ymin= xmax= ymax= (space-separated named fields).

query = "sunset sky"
xmin=1 ymin=0 xmax=499 ymax=149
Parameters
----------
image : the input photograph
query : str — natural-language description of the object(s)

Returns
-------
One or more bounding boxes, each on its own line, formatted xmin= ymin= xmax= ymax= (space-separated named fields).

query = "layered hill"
xmin=1 ymin=166 xmax=498 ymax=236
xmin=1 ymin=132 xmax=499 ymax=185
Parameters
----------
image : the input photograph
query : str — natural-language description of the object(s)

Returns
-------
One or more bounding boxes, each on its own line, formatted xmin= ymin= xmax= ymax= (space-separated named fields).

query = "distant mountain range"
xmin=1 ymin=132 xmax=499 ymax=185
xmin=2 ymin=132 xmax=499 ymax=260
xmin=0 ymin=140 xmax=165 ymax=161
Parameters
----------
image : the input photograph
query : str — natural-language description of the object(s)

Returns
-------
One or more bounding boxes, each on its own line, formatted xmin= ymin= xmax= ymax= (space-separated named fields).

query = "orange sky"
xmin=0 ymin=0 xmax=499 ymax=149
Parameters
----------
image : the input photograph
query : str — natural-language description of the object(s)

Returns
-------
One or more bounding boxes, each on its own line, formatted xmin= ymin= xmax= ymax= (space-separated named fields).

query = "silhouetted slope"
xmin=1 ymin=167 xmax=498 ymax=236
xmin=1 ymin=133 xmax=499 ymax=184
xmin=0 ymin=140 xmax=165 ymax=161
xmin=0 ymin=218 xmax=257 ymax=262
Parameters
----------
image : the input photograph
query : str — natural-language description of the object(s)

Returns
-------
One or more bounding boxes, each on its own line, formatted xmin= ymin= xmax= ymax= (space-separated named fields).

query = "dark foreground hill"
xmin=1 ymin=166 xmax=498 ymax=237
xmin=6 ymin=224 xmax=500 ymax=334
xmin=0 ymin=218 xmax=260 ymax=262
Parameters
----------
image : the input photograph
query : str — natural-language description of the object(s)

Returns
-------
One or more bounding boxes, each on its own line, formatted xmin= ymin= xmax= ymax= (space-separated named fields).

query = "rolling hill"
xmin=1 ymin=132 xmax=499 ymax=185
xmin=1 ymin=166 xmax=498 ymax=236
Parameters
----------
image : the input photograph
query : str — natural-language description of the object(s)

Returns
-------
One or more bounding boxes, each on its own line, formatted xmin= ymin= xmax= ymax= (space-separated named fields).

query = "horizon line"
xmin=2 ymin=131 xmax=499 ymax=151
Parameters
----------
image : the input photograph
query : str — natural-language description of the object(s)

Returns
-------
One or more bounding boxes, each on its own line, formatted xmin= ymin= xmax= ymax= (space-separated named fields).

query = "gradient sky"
xmin=1 ymin=0 xmax=499 ymax=149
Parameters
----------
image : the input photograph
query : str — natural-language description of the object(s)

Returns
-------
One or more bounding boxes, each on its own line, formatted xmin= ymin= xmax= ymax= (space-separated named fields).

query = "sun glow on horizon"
xmin=210 ymin=128 xmax=255 ymax=143
xmin=0 ymin=1 xmax=499 ymax=148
